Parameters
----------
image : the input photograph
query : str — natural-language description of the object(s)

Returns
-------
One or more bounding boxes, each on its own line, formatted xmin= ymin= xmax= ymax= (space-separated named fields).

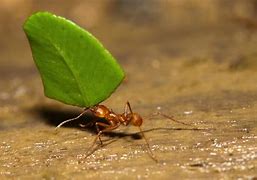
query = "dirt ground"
xmin=0 ymin=1 xmax=257 ymax=179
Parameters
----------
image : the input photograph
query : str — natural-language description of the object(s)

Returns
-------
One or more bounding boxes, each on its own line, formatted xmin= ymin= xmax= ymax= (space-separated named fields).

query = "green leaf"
xmin=23 ymin=12 xmax=125 ymax=107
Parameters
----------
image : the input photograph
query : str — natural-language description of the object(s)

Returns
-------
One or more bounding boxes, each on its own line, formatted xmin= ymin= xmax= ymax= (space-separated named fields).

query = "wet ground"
xmin=1 ymin=1 xmax=257 ymax=179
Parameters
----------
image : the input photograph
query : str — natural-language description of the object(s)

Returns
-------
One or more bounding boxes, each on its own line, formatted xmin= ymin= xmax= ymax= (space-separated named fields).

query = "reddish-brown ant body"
xmin=56 ymin=101 xmax=190 ymax=162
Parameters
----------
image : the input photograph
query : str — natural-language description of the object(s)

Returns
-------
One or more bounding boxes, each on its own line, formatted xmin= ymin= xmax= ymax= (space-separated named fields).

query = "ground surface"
xmin=0 ymin=1 xmax=257 ymax=179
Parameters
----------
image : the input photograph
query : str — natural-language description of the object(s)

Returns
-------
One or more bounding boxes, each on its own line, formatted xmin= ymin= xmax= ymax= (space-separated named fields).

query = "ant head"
xmin=91 ymin=105 xmax=110 ymax=118
xmin=131 ymin=113 xmax=143 ymax=127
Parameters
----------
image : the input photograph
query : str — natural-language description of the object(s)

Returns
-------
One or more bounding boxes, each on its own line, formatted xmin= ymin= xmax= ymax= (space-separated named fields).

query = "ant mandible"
xmin=56 ymin=101 xmax=190 ymax=162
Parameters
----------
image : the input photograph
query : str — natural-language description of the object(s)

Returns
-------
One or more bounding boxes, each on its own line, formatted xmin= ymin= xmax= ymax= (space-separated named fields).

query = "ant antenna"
xmin=55 ymin=108 xmax=89 ymax=129
xmin=138 ymin=126 xmax=158 ymax=162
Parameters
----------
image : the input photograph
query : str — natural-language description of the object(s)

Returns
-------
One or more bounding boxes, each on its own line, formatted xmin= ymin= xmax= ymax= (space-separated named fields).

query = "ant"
xmin=56 ymin=101 xmax=191 ymax=162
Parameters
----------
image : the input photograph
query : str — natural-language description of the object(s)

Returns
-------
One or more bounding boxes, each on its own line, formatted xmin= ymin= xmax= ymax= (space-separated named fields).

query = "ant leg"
xmin=95 ymin=122 xmax=111 ymax=144
xmin=126 ymin=101 xmax=133 ymax=114
xmin=123 ymin=101 xmax=134 ymax=120
xmin=138 ymin=126 xmax=158 ymax=162
xmin=84 ymin=122 xmax=120 ymax=158
xmin=124 ymin=102 xmax=157 ymax=162
xmin=79 ymin=119 xmax=96 ymax=128
xmin=55 ymin=108 xmax=89 ymax=129
xmin=124 ymin=101 xmax=130 ymax=117
xmin=154 ymin=111 xmax=192 ymax=126
xmin=95 ymin=122 xmax=121 ymax=144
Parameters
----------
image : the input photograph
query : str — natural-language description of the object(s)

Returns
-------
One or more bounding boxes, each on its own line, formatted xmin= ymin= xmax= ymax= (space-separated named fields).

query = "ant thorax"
xmin=91 ymin=105 xmax=121 ymax=124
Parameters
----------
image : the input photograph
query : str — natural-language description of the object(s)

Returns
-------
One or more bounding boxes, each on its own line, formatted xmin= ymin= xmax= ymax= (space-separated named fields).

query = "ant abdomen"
xmin=91 ymin=105 xmax=110 ymax=118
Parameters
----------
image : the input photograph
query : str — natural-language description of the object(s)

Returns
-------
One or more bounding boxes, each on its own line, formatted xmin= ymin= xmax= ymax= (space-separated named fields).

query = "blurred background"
xmin=1 ymin=0 xmax=257 ymax=67
xmin=2 ymin=0 xmax=257 ymax=120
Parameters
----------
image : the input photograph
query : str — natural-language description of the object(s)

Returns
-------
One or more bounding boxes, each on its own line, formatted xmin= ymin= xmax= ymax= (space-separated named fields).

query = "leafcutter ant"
xmin=56 ymin=101 xmax=191 ymax=162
